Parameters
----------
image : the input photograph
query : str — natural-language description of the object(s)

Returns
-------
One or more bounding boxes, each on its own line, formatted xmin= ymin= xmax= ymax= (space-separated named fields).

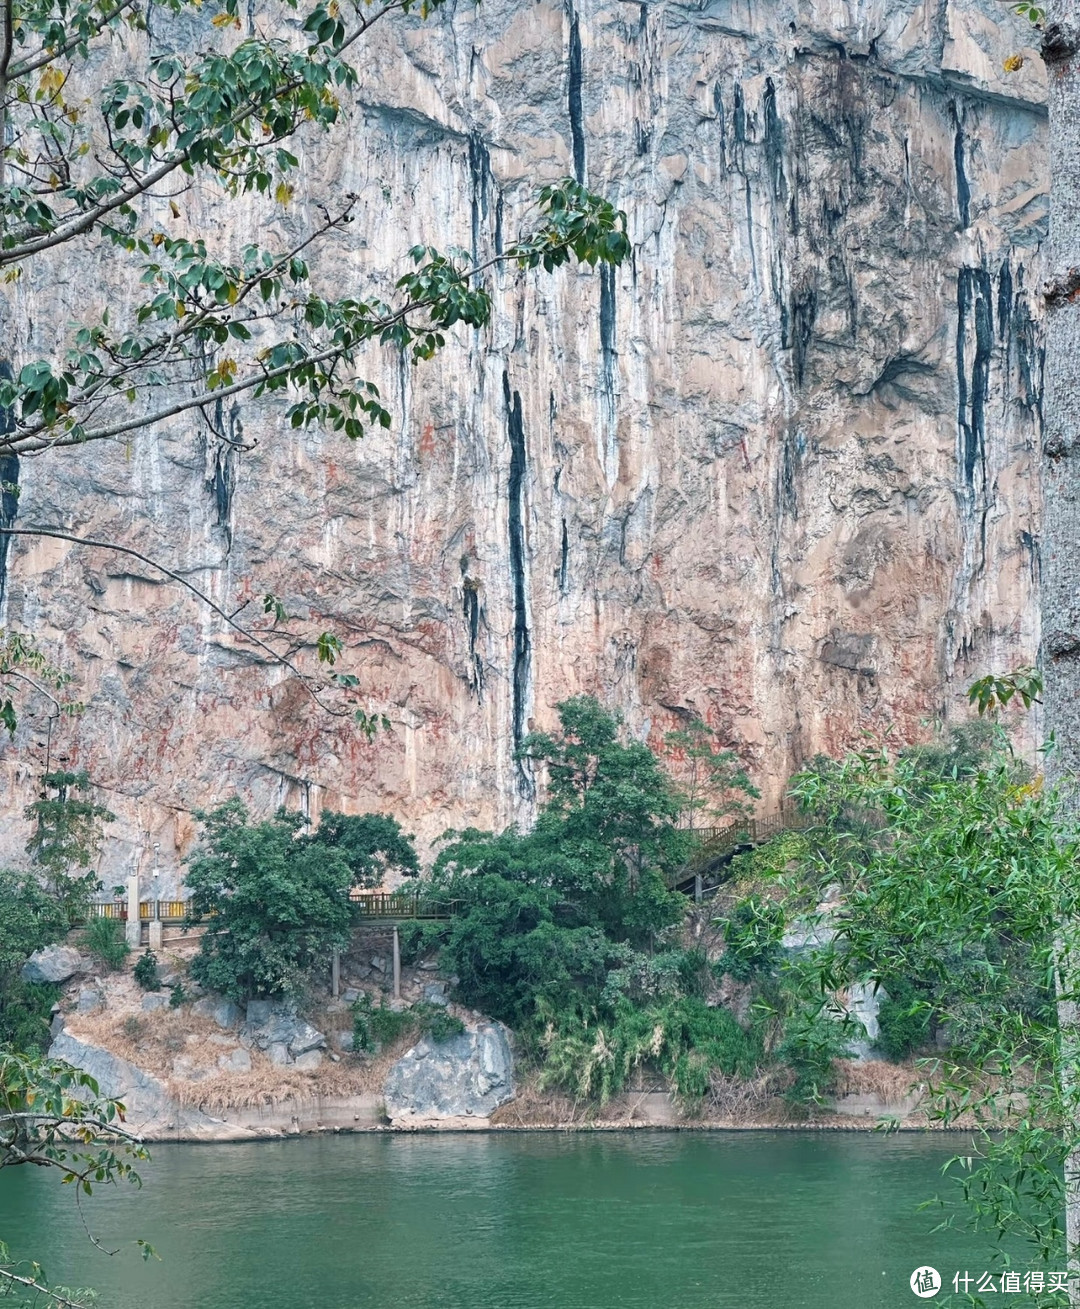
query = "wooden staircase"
xmin=667 ymin=809 xmax=812 ymax=901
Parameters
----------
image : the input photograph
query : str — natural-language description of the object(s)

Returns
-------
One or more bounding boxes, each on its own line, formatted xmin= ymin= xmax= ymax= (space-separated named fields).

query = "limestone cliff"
xmin=0 ymin=0 xmax=1047 ymax=883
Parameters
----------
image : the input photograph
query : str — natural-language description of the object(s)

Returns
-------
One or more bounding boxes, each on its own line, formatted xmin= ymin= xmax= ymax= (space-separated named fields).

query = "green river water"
xmin=0 ymin=1131 xmax=1029 ymax=1308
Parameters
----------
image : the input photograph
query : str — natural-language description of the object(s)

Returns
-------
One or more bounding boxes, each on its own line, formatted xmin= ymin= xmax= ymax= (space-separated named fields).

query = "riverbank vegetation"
xmin=2 ymin=693 xmax=1077 ymax=1301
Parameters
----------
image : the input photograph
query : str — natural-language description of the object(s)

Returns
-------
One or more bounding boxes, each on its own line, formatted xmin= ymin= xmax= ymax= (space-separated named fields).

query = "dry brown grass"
xmin=831 ymin=1058 xmax=926 ymax=1101
xmin=64 ymin=971 xmax=425 ymax=1111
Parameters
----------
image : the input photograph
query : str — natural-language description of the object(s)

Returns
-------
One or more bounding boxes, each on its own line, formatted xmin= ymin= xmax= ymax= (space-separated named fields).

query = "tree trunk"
xmin=1043 ymin=7 xmax=1080 ymax=1303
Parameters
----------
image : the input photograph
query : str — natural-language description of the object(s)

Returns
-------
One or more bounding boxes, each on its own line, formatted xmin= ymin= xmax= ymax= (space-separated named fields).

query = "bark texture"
xmin=0 ymin=0 xmax=1049 ymax=882
xmin=1043 ymin=4 xmax=1080 ymax=1301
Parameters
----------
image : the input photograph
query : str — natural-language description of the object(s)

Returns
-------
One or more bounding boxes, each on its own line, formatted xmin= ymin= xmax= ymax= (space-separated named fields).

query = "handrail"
xmin=85 ymin=892 xmax=459 ymax=924
xmin=667 ymin=809 xmax=812 ymax=887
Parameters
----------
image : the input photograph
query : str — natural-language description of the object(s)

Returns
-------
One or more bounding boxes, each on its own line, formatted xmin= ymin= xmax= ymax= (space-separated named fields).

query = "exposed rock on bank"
xmin=22 ymin=945 xmax=91 ymax=984
xmin=384 ymin=1021 xmax=515 ymax=1128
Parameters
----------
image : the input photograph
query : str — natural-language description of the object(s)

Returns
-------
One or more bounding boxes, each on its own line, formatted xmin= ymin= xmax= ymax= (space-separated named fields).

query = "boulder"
xmin=370 ymin=956 xmax=386 ymax=973
xmin=384 ymin=1021 xmax=514 ymax=1125
xmin=77 ymin=987 xmax=103 ymax=1013
xmin=50 ymin=1030 xmax=173 ymax=1124
xmin=217 ymin=1048 xmax=252 ymax=1074
xmin=267 ymin=1042 xmax=291 ymax=1066
xmin=239 ymin=1002 xmax=326 ymax=1059
xmin=141 ymin=993 xmax=170 ymax=1012
xmin=193 ymin=997 xmax=243 ymax=1030
xmin=333 ymin=1030 xmax=355 ymax=1053
xmin=422 ymin=982 xmax=449 ymax=1007
xmin=245 ymin=999 xmax=275 ymax=1026
xmin=341 ymin=987 xmax=362 ymax=1003
xmin=293 ymin=1050 xmax=323 ymax=1071
xmin=22 ymin=946 xmax=90 ymax=985
xmin=287 ymin=1022 xmax=326 ymax=1057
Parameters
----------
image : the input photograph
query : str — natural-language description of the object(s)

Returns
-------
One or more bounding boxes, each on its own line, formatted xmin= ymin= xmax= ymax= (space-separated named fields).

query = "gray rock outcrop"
xmin=384 ymin=1021 xmax=515 ymax=1125
xmin=192 ymin=997 xmax=244 ymax=1029
xmin=21 ymin=947 xmax=90 ymax=985
xmin=239 ymin=1001 xmax=326 ymax=1064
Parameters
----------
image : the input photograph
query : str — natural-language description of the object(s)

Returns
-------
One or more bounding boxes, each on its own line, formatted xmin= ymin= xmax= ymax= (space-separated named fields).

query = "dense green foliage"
xmin=351 ymin=996 xmax=464 ymax=1053
xmin=185 ymin=801 xmax=421 ymax=999
xmin=539 ymin=995 xmax=761 ymax=1105
xmin=406 ymin=697 xmax=765 ymax=1103
xmin=717 ymin=895 xmax=785 ymax=983
xmin=774 ymin=731 xmax=1080 ymax=1285
xmin=0 ymin=869 xmax=67 ymax=1053
xmin=308 ymin=812 xmax=419 ymax=887
xmin=185 ymin=800 xmax=355 ymax=1000
xmin=874 ymin=977 xmax=932 ymax=1063
xmin=23 ymin=771 xmax=115 ymax=919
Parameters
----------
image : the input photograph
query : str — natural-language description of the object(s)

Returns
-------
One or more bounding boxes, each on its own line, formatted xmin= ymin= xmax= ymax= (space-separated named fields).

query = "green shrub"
xmin=875 ymin=978 xmax=932 ymax=1061
xmin=540 ymin=995 xmax=761 ymax=1105
xmin=774 ymin=1004 xmax=854 ymax=1107
xmin=0 ymin=980 xmax=59 ymax=1054
xmin=415 ymin=1002 xmax=465 ymax=1043
xmin=133 ymin=950 xmax=160 ymax=991
xmin=84 ymin=916 xmax=130 ymax=972
xmin=0 ymin=869 xmax=67 ymax=1054
xmin=351 ymin=994 xmax=412 ymax=1052
xmin=351 ymin=995 xmax=465 ymax=1053
xmin=718 ymin=895 xmax=785 ymax=982
xmin=168 ymin=982 xmax=186 ymax=1009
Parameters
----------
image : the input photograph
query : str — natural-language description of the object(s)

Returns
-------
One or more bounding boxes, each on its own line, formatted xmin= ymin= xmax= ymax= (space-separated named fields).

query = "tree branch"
xmin=0 ymin=526 xmax=353 ymax=715
xmin=0 ymin=1263 xmax=92 ymax=1308
xmin=0 ymin=1 xmax=404 ymax=266
xmin=8 ymin=0 xmax=140 ymax=80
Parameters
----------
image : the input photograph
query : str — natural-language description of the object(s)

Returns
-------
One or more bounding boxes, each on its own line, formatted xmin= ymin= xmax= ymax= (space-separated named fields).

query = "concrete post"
xmin=392 ymin=926 xmax=401 ymax=1001
xmin=148 ymin=919 xmax=163 ymax=950
xmin=694 ymin=874 xmax=703 ymax=904
xmin=331 ymin=948 xmax=340 ymax=999
xmin=125 ymin=873 xmax=141 ymax=949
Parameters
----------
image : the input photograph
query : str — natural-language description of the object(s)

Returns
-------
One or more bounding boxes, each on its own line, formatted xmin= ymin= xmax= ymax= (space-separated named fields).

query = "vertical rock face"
xmin=0 ymin=0 xmax=1046 ymax=880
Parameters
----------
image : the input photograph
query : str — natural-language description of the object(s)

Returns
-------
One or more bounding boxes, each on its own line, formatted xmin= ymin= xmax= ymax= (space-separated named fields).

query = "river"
xmin=0 ymin=1131 xmax=1029 ymax=1307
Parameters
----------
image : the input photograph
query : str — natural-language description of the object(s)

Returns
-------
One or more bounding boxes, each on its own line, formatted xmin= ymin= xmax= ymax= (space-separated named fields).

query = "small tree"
xmin=184 ymin=798 xmax=355 ymax=1000
xmin=23 ymin=770 xmax=114 ymax=918
xmin=664 ymin=717 xmax=760 ymax=826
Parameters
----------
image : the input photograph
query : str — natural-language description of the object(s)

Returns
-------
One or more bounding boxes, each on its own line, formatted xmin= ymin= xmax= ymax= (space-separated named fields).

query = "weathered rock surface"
xmin=48 ymin=1027 xmax=384 ymax=1138
xmin=0 ymin=0 xmax=1046 ymax=875
xmin=50 ymin=1030 xmax=173 ymax=1125
xmin=384 ymin=1021 xmax=515 ymax=1125
xmin=218 ymin=1048 xmax=253 ymax=1073
xmin=239 ymin=1001 xmax=327 ymax=1064
xmin=192 ymin=997 xmax=244 ymax=1030
xmin=77 ymin=987 xmax=104 ymax=1014
xmin=21 ymin=947 xmax=90 ymax=985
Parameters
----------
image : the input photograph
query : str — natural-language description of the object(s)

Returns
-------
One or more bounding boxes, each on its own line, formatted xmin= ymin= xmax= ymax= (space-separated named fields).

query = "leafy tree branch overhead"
xmin=0 ymin=0 xmax=629 ymax=457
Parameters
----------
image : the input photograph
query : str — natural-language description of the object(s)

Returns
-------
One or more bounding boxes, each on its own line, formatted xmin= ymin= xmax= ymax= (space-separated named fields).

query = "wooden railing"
xmin=82 ymin=817 xmax=811 ymax=924
xmin=349 ymin=892 xmax=459 ymax=920
xmin=668 ymin=809 xmax=813 ymax=888
xmin=85 ymin=893 xmax=459 ymax=924
xmin=86 ymin=900 xmax=197 ymax=923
